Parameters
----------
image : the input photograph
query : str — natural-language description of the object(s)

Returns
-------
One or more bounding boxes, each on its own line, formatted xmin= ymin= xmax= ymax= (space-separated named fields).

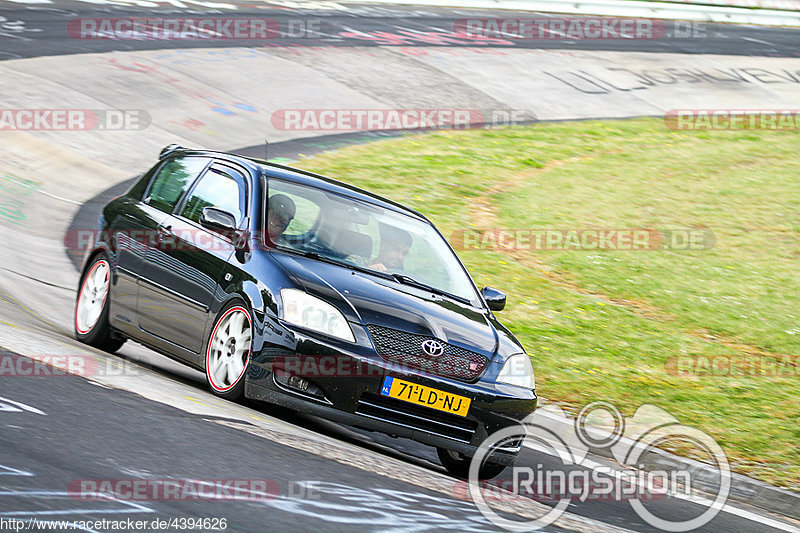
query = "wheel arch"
xmin=78 ymin=246 xmax=112 ymax=288
xmin=79 ymin=241 xmax=113 ymax=281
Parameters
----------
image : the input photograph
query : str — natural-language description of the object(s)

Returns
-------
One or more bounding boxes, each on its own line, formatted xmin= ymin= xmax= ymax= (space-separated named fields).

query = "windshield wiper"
xmin=293 ymin=249 xmax=354 ymax=269
xmin=390 ymin=274 xmax=470 ymax=305
xmin=290 ymin=248 xmax=394 ymax=279
xmin=284 ymin=248 xmax=471 ymax=304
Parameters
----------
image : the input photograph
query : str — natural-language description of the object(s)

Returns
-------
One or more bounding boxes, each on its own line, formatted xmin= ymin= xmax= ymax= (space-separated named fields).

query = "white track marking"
xmin=524 ymin=441 xmax=800 ymax=532
xmin=1 ymin=175 xmax=80 ymax=205
xmin=0 ymin=490 xmax=153 ymax=517
xmin=0 ymin=464 xmax=34 ymax=477
xmin=742 ymin=36 xmax=774 ymax=45
xmin=0 ymin=395 xmax=46 ymax=415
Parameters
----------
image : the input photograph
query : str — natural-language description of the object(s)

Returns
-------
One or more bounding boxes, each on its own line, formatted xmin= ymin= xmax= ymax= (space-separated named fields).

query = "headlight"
xmin=496 ymin=353 xmax=535 ymax=389
xmin=280 ymin=289 xmax=355 ymax=342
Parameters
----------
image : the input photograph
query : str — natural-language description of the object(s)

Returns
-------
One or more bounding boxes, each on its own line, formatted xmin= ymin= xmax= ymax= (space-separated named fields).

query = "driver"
xmin=370 ymin=225 xmax=412 ymax=273
xmin=267 ymin=194 xmax=296 ymax=244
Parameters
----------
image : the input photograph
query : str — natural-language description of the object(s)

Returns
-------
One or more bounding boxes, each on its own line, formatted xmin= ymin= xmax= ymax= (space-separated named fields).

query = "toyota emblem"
xmin=421 ymin=339 xmax=445 ymax=357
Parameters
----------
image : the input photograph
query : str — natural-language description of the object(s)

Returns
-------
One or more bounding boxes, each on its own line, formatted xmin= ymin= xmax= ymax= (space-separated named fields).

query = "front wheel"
xmin=205 ymin=303 xmax=252 ymax=401
xmin=75 ymin=254 xmax=125 ymax=353
xmin=437 ymin=447 xmax=510 ymax=480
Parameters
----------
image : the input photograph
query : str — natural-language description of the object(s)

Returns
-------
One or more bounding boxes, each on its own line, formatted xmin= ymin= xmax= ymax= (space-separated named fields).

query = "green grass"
xmin=296 ymin=118 xmax=800 ymax=489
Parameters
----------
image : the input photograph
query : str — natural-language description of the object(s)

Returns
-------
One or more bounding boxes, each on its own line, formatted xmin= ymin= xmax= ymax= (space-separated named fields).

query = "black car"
xmin=75 ymin=145 xmax=537 ymax=478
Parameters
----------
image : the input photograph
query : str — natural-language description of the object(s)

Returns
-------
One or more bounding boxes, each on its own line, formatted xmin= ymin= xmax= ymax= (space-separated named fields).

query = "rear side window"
xmin=145 ymin=156 xmax=210 ymax=213
xmin=180 ymin=166 xmax=245 ymax=225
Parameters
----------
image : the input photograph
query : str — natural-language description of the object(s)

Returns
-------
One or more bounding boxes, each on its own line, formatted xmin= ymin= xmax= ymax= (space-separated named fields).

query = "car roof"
xmin=167 ymin=147 xmax=428 ymax=223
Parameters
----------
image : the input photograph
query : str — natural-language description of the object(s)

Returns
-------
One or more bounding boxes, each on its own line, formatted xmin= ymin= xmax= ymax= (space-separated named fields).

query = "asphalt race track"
xmin=1 ymin=2 xmax=799 ymax=532
xmin=2 ymin=1 xmax=800 ymax=59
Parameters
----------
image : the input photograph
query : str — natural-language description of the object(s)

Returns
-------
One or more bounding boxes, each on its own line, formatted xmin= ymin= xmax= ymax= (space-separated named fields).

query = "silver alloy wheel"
xmin=76 ymin=260 xmax=110 ymax=334
xmin=207 ymin=307 xmax=252 ymax=392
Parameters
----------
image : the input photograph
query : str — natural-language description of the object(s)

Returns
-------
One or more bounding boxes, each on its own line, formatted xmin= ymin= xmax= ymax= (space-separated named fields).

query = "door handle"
xmin=155 ymin=225 xmax=172 ymax=245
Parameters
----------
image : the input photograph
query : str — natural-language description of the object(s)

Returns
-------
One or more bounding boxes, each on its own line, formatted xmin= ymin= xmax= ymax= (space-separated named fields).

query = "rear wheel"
xmin=205 ymin=303 xmax=252 ymax=401
xmin=75 ymin=254 xmax=125 ymax=353
xmin=437 ymin=447 xmax=509 ymax=480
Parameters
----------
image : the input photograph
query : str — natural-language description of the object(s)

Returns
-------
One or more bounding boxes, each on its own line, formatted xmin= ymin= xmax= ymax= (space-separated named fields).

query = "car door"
xmin=136 ymin=161 xmax=247 ymax=359
xmin=109 ymin=155 xmax=211 ymax=337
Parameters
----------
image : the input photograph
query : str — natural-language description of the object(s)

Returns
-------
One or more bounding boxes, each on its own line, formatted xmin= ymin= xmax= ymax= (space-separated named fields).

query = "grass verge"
xmin=297 ymin=117 xmax=799 ymax=489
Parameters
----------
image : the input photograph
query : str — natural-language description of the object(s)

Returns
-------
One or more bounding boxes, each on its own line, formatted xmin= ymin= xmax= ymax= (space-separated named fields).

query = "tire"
xmin=75 ymin=253 xmax=125 ymax=353
xmin=205 ymin=302 xmax=253 ymax=401
xmin=437 ymin=447 xmax=510 ymax=480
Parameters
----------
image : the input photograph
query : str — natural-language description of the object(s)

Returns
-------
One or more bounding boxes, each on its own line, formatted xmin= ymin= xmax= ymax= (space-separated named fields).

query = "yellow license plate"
xmin=380 ymin=377 xmax=471 ymax=417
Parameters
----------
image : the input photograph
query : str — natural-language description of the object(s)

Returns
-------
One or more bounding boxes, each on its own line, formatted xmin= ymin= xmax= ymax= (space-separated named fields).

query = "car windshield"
xmin=265 ymin=177 xmax=480 ymax=305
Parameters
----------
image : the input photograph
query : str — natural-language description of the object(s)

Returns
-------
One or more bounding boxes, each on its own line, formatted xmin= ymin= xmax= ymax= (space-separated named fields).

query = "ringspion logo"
xmin=469 ymin=403 xmax=730 ymax=531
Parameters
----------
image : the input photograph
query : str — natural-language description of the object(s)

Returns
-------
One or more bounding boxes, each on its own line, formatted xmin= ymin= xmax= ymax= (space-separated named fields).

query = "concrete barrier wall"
xmin=337 ymin=0 xmax=800 ymax=25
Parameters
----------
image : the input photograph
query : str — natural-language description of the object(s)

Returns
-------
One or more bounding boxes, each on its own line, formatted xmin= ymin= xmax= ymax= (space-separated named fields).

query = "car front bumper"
xmin=246 ymin=326 xmax=537 ymax=464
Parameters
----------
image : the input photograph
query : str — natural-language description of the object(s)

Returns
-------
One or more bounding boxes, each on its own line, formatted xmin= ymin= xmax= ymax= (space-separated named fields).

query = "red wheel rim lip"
xmin=75 ymin=259 xmax=110 ymax=335
xmin=206 ymin=306 xmax=252 ymax=392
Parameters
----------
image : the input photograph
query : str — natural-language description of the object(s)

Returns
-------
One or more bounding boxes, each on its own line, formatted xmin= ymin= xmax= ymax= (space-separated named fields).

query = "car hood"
xmin=272 ymin=252 xmax=498 ymax=355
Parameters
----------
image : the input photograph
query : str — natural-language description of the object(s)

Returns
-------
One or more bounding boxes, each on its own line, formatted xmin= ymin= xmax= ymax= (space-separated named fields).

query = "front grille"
xmin=356 ymin=393 xmax=478 ymax=443
xmin=366 ymin=324 xmax=489 ymax=382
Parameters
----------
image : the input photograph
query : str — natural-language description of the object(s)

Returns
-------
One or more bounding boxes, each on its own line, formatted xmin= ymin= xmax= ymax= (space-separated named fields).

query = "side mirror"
xmin=200 ymin=207 xmax=236 ymax=232
xmin=200 ymin=207 xmax=248 ymax=251
xmin=481 ymin=287 xmax=506 ymax=311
